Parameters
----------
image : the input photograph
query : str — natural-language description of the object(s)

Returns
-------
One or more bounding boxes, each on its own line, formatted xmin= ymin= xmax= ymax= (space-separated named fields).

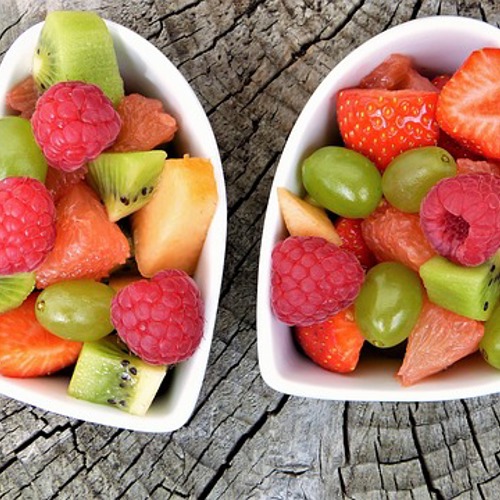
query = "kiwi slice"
xmin=0 ymin=273 xmax=36 ymax=314
xmin=33 ymin=11 xmax=124 ymax=106
xmin=0 ymin=117 xmax=47 ymax=181
xmin=68 ymin=336 xmax=167 ymax=416
xmin=420 ymin=251 xmax=500 ymax=321
xmin=87 ymin=150 xmax=166 ymax=222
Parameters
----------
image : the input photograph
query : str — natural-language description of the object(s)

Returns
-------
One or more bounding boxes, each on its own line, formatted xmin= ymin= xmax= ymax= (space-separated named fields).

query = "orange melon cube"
xmin=277 ymin=187 xmax=341 ymax=245
xmin=133 ymin=156 xmax=218 ymax=277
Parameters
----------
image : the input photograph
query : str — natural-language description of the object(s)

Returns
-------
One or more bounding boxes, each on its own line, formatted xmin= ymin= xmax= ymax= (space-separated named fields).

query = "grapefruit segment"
xmin=397 ymin=300 xmax=484 ymax=386
xmin=36 ymin=182 xmax=130 ymax=288
xmin=110 ymin=94 xmax=177 ymax=152
xmin=6 ymin=76 xmax=39 ymax=119
xmin=361 ymin=202 xmax=436 ymax=272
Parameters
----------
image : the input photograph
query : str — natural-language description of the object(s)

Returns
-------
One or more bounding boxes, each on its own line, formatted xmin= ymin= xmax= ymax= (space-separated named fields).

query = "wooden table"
xmin=1 ymin=1 xmax=499 ymax=498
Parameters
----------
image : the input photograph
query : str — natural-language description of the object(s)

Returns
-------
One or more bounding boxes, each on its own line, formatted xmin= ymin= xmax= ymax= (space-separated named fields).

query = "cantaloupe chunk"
xmin=133 ymin=156 xmax=217 ymax=277
xmin=277 ymin=187 xmax=341 ymax=245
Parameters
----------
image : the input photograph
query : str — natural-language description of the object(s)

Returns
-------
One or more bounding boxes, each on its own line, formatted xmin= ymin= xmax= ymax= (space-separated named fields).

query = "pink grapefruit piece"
xmin=397 ymin=300 xmax=484 ymax=386
xmin=36 ymin=182 xmax=130 ymax=288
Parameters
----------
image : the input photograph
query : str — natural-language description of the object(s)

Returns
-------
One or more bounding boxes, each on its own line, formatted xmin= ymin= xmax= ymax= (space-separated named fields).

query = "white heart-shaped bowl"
xmin=257 ymin=16 xmax=500 ymax=402
xmin=0 ymin=20 xmax=227 ymax=432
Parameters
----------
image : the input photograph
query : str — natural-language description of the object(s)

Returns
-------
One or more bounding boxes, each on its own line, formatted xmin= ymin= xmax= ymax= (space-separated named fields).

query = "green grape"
xmin=301 ymin=146 xmax=382 ymax=218
xmin=480 ymin=305 xmax=500 ymax=369
xmin=0 ymin=117 xmax=48 ymax=181
xmin=382 ymin=146 xmax=456 ymax=213
xmin=36 ymin=280 xmax=116 ymax=342
xmin=355 ymin=262 xmax=423 ymax=348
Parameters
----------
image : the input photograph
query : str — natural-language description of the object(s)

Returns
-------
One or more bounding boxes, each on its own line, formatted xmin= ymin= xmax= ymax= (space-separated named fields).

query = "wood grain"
xmin=1 ymin=1 xmax=499 ymax=498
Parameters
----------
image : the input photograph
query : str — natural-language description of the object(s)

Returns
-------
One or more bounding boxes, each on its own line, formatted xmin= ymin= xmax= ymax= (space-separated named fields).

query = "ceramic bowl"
xmin=257 ymin=16 xmax=500 ymax=402
xmin=0 ymin=20 xmax=227 ymax=432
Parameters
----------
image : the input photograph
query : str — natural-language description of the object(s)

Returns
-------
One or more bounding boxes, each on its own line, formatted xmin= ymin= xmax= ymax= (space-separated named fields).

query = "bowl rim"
xmin=0 ymin=18 xmax=227 ymax=432
xmin=257 ymin=15 xmax=500 ymax=402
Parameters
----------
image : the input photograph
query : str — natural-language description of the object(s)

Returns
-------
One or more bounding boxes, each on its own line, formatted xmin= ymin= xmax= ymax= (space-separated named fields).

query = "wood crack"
xmin=0 ymin=10 xmax=27 ymax=43
xmin=196 ymin=394 xmax=289 ymax=499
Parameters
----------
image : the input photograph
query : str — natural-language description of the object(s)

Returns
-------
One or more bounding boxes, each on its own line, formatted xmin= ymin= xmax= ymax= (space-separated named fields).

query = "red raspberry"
xmin=31 ymin=81 xmax=121 ymax=172
xmin=111 ymin=270 xmax=204 ymax=365
xmin=0 ymin=177 xmax=56 ymax=274
xmin=271 ymin=236 xmax=364 ymax=326
xmin=420 ymin=174 xmax=500 ymax=266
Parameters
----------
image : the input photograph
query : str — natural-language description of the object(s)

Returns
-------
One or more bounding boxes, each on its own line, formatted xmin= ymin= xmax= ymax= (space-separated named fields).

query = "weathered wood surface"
xmin=1 ymin=0 xmax=499 ymax=498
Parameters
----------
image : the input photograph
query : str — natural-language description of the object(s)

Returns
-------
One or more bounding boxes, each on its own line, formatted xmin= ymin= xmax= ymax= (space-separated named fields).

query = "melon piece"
xmin=277 ymin=187 xmax=341 ymax=245
xmin=133 ymin=156 xmax=218 ymax=276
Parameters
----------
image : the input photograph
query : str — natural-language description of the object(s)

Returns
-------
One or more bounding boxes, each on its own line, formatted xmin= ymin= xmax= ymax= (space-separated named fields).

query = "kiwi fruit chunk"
xmin=0 ymin=117 xmax=47 ymax=181
xmin=87 ymin=150 xmax=166 ymax=222
xmin=33 ymin=11 xmax=124 ymax=106
xmin=420 ymin=251 xmax=500 ymax=321
xmin=0 ymin=273 xmax=36 ymax=314
xmin=68 ymin=336 xmax=167 ymax=416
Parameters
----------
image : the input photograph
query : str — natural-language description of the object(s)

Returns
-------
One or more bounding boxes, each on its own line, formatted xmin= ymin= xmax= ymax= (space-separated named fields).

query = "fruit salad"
xmin=0 ymin=11 xmax=218 ymax=416
xmin=270 ymin=48 xmax=500 ymax=385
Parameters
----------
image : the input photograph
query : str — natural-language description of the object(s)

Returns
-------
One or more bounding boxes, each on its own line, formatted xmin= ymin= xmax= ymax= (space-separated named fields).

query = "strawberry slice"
xmin=437 ymin=48 xmax=500 ymax=160
xmin=335 ymin=217 xmax=376 ymax=270
xmin=0 ymin=294 xmax=82 ymax=378
xmin=337 ymin=89 xmax=439 ymax=170
xmin=437 ymin=130 xmax=483 ymax=161
xmin=431 ymin=74 xmax=451 ymax=91
xmin=295 ymin=306 xmax=365 ymax=373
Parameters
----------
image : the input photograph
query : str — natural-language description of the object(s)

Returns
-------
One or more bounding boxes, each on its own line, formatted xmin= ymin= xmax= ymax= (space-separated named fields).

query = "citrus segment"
xmin=397 ymin=300 xmax=484 ymax=386
xmin=6 ymin=76 xmax=39 ymax=119
xmin=361 ymin=202 xmax=436 ymax=271
xmin=110 ymin=94 xmax=177 ymax=152
xmin=36 ymin=182 xmax=130 ymax=288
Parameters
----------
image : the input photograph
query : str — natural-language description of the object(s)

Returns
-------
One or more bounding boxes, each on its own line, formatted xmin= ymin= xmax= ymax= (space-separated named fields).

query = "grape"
xmin=301 ymin=146 xmax=382 ymax=218
xmin=0 ymin=117 xmax=48 ymax=181
xmin=480 ymin=305 xmax=500 ymax=369
xmin=382 ymin=146 xmax=456 ymax=213
xmin=35 ymin=280 xmax=116 ymax=341
xmin=355 ymin=262 xmax=423 ymax=348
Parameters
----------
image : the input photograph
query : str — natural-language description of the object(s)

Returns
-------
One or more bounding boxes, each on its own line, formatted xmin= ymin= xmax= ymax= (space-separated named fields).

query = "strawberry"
xmin=437 ymin=130 xmax=483 ymax=161
xmin=337 ymin=89 xmax=439 ymax=170
xmin=294 ymin=306 xmax=365 ymax=373
xmin=431 ymin=74 xmax=451 ymax=91
xmin=0 ymin=294 xmax=82 ymax=378
xmin=335 ymin=217 xmax=376 ymax=270
xmin=436 ymin=48 xmax=500 ymax=160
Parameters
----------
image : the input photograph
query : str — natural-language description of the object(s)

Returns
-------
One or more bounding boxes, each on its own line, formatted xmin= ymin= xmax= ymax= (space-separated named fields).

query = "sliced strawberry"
xmin=335 ymin=217 xmax=376 ymax=270
xmin=437 ymin=48 xmax=500 ymax=160
xmin=431 ymin=74 xmax=451 ymax=91
xmin=0 ymin=294 xmax=82 ymax=378
xmin=337 ymin=89 xmax=439 ymax=170
xmin=294 ymin=306 xmax=365 ymax=373
xmin=437 ymin=130 xmax=483 ymax=161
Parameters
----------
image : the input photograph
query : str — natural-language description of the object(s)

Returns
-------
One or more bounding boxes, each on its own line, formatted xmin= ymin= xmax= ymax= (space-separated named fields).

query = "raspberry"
xmin=111 ymin=270 xmax=204 ymax=365
xmin=31 ymin=81 xmax=121 ymax=172
xmin=0 ymin=177 xmax=56 ymax=275
xmin=271 ymin=236 xmax=364 ymax=326
xmin=420 ymin=174 xmax=500 ymax=266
